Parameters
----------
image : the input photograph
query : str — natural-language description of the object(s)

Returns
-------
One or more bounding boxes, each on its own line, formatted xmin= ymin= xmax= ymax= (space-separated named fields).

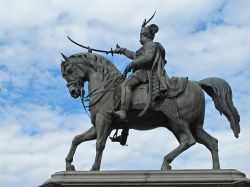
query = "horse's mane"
xmin=70 ymin=52 xmax=121 ymax=81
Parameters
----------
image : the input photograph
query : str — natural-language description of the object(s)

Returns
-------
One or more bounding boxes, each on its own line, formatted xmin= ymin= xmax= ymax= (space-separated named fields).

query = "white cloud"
xmin=0 ymin=0 xmax=250 ymax=187
xmin=222 ymin=0 xmax=250 ymax=26
xmin=0 ymin=103 xmax=92 ymax=187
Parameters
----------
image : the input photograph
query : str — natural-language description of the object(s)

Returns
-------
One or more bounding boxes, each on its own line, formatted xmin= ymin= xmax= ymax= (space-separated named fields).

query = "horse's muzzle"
xmin=70 ymin=88 xmax=80 ymax=98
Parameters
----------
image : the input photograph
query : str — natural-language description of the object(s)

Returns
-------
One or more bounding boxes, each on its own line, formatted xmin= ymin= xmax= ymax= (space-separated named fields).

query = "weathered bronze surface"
xmin=60 ymin=14 xmax=240 ymax=171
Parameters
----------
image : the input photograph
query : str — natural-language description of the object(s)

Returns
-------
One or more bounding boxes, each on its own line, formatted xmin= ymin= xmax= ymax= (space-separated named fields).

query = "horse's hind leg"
xmin=191 ymin=114 xmax=220 ymax=169
xmin=161 ymin=118 xmax=196 ymax=170
xmin=65 ymin=126 xmax=97 ymax=171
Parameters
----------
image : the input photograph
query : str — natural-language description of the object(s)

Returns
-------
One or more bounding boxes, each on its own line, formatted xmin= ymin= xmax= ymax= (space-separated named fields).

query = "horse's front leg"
xmin=65 ymin=126 xmax=97 ymax=171
xmin=91 ymin=113 xmax=112 ymax=171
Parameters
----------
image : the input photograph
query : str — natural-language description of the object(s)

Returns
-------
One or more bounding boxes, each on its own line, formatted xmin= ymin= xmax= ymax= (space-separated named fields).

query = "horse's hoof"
xmin=90 ymin=166 xmax=100 ymax=171
xmin=161 ymin=164 xmax=172 ymax=170
xmin=66 ymin=164 xmax=75 ymax=171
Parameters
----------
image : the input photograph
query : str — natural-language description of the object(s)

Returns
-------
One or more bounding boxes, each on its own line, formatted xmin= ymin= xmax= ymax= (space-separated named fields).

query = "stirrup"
xmin=109 ymin=129 xmax=128 ymax=146
xmin=109 ymin=135 xmax=122 ymax=143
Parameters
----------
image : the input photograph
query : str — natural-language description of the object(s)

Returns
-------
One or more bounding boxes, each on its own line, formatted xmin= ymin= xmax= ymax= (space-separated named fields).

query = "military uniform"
xmin=120 ymin=40 xmax=166 ymax=112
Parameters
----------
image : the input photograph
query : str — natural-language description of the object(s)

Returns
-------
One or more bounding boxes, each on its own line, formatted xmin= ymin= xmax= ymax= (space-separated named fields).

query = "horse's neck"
xmin=88 ymin=73 xmax=105 ymax=94
xmin=87 ymin=72 xmax=115 ymax=113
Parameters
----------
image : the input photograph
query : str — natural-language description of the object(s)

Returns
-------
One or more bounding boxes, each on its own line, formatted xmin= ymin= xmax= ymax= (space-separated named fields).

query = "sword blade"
xmin=67 ymin=36 xmax=113 ymax=54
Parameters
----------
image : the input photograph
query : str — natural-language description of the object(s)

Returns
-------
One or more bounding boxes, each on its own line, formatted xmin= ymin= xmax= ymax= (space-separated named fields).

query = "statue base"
xmin=39 ymin=169 xmax=250 ymax=187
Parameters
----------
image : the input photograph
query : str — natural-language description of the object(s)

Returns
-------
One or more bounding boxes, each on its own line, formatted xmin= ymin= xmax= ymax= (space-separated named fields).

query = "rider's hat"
xmin=140 ymin=24 xmax=159 ymax=39
xmin=140 ymin=12 xmax=158 ymax=39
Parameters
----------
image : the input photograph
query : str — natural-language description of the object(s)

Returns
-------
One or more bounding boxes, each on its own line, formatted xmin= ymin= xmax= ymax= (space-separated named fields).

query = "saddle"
xmin=113 ymin=82 xmax=149 ymax=111
xmin=113 ymin=77 xmax=188 ymax=114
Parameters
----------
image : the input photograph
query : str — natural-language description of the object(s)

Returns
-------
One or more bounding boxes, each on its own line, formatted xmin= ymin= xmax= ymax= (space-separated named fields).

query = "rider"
xmin=113 ymin=23 xmax=168 ymax=121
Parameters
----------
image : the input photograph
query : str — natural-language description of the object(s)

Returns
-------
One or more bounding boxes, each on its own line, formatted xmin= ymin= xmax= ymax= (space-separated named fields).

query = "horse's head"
xmin=61 ymin=52 xmax=121 ymax=98
xmin=61 ymin=53 xmax=89 ymax=98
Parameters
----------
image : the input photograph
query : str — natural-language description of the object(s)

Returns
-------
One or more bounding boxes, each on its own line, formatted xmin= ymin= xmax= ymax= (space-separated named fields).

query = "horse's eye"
xmin=67 ymin=67 xmax=73 ymax=73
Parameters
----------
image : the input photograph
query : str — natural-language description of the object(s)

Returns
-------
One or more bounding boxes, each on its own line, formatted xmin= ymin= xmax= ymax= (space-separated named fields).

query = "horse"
xmin=60 ymin=52 xmax=240 ymax=171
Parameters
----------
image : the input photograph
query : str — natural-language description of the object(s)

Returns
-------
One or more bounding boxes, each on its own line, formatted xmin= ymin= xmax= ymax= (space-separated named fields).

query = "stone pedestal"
xmin=39 ymin=169 xmax=250 ymax=187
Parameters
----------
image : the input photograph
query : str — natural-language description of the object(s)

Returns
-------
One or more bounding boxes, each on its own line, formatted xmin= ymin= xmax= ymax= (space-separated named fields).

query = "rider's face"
xmin=139 ymin=33 xmax=148 ymax=45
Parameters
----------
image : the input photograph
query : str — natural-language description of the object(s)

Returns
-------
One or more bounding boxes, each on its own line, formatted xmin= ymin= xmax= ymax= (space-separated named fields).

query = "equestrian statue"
xmin=60 ymin=13 xmax=240 ymax=171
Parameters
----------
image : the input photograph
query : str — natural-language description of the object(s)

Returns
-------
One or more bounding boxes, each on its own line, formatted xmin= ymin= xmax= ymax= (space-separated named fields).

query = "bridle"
xmin=66 ymin=61 xmax=85 ymax=97
xmin=65 ymin=59 xmax=120 ymax=118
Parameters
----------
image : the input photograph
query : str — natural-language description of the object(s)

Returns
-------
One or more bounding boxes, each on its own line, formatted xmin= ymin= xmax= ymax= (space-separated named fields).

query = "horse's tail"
xmin=198 ymin=77 xmax=240 ymax=138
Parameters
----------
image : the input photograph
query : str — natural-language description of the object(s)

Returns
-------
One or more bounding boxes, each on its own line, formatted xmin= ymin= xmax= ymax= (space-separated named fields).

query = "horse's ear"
xmin=61 ymin=53 xmax=69 ymax=61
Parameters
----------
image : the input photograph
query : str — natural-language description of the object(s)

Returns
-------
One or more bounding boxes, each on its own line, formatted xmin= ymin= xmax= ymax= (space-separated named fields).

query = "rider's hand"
xmin=115 ymin=44 xmax=125 ymax=54
xmin=125 ymin=62 xmax=134 ymax=72
xmin=122 ymin=62 xmax=132 ymax=78
xmin=122 ymin=61 xmax=135 ymax=78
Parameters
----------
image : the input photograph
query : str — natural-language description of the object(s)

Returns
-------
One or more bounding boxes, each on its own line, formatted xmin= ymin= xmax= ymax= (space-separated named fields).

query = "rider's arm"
xmin=131 ymin=42 xmax=157 ymax=69
xmin=121 ymin=48 xmax=135 ymax=60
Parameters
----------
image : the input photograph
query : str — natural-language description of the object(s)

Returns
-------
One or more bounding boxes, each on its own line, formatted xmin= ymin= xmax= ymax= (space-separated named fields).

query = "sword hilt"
xmin=88 ymin=47 xmax=92 ymax=53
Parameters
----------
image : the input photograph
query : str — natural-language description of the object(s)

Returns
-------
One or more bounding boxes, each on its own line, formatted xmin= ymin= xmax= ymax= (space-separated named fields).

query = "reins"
xmin=79 ymin=75 xmax=121 ymax=118
xmin=81 ymin=77 xmax=116 ymax=101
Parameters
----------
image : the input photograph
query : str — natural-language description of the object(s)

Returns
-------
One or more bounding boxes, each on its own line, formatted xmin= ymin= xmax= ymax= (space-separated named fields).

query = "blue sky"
xmin=0 ymin=0 xmax=250 ymax=187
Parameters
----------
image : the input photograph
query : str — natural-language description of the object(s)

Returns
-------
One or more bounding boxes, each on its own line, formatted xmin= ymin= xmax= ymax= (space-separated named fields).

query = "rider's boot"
xmin=110 ymin=129 xmax=129 ymax=146
xmin=112 ymin=77 xmax=135 ymax=145
xmin=110 ymin=135 xmax=122 ymax=143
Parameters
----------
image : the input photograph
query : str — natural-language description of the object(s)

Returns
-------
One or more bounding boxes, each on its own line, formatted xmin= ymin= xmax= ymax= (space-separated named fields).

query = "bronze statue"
xmin=113 ymin=20 xmax=168 ymax=121
xmin=111 ymin=13 xmax=187 ymax=144
xmin=60 ymin=14 xmax=240 ymax=171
